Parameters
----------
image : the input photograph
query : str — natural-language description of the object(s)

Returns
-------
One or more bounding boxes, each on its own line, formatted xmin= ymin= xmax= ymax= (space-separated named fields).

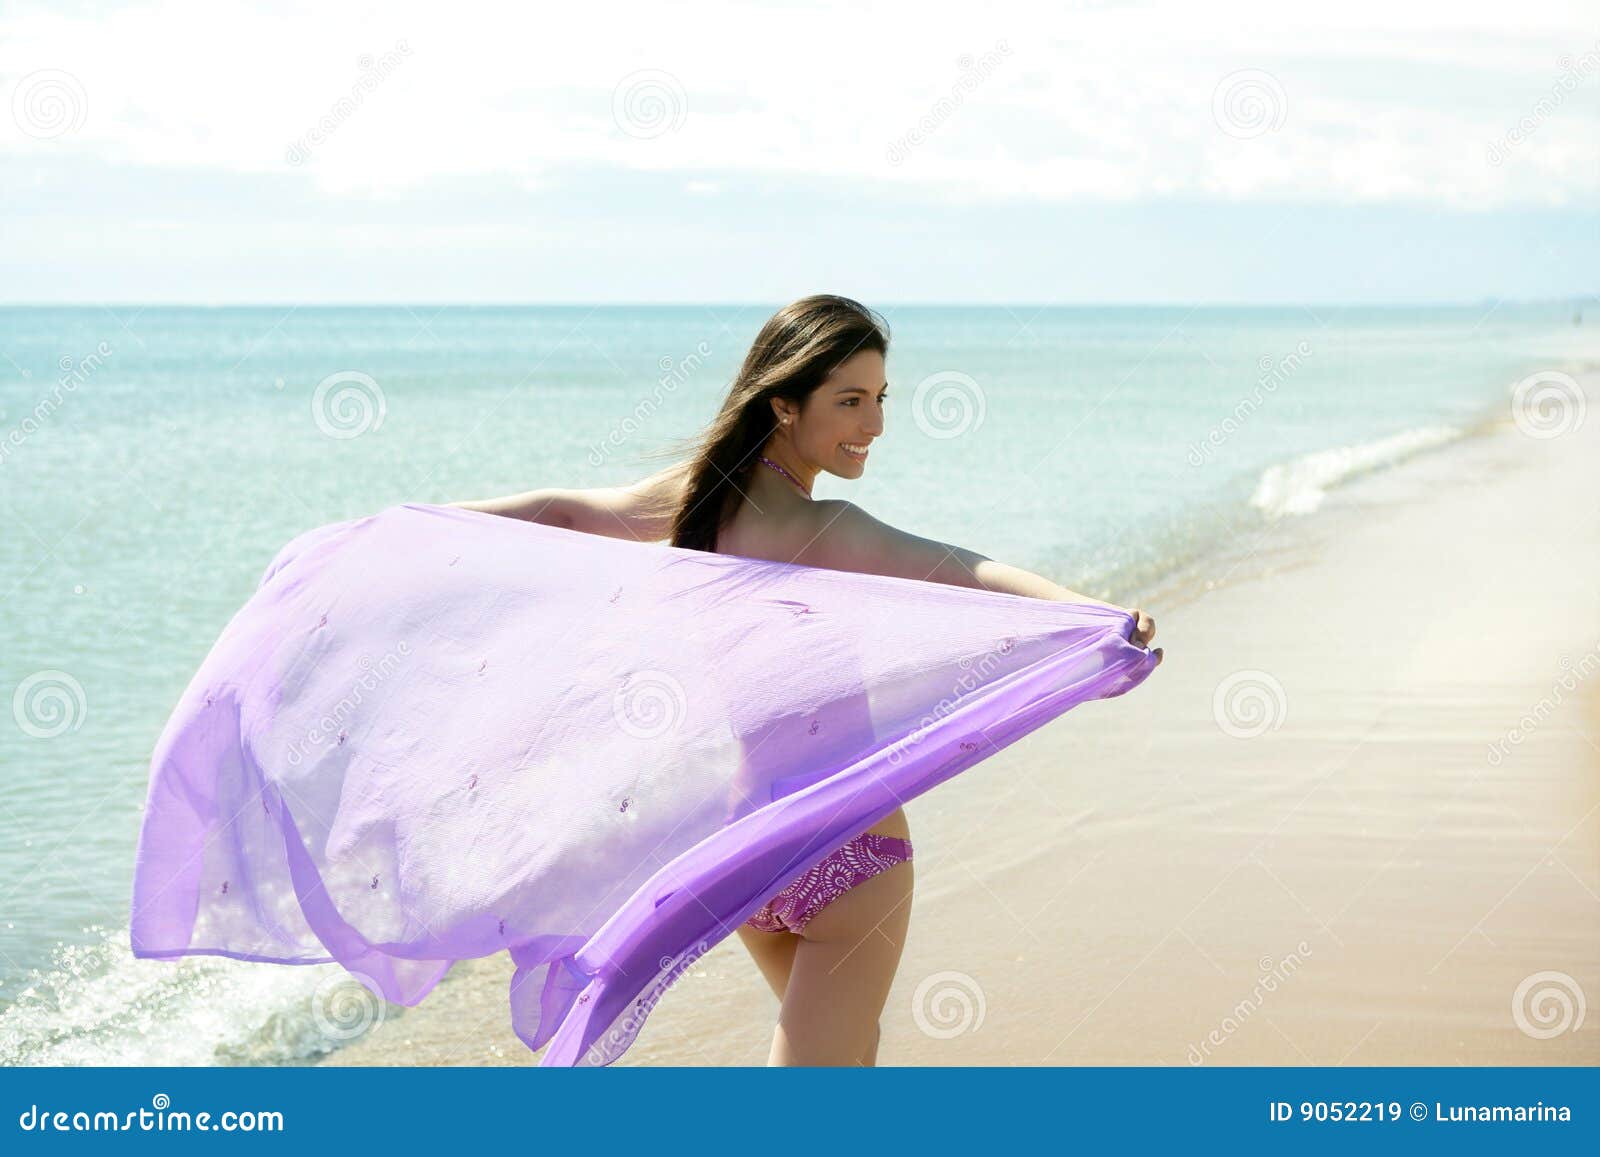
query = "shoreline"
xmin=318 ymin=357 xmax=1599 ymax=1067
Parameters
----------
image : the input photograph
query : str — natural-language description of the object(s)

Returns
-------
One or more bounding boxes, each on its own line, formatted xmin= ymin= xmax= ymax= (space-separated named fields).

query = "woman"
xmin=451 ymin=294 xmax=1159 ymax=1066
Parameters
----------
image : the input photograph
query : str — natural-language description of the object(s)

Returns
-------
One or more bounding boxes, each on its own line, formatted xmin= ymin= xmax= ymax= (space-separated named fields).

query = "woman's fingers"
xmin=1129 ymin=609 xmax=1157 ymax=647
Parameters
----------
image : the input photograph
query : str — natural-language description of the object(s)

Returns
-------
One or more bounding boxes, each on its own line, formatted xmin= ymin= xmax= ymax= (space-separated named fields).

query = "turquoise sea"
xmin=0 ymin=302 xmax=1592 ymax=1063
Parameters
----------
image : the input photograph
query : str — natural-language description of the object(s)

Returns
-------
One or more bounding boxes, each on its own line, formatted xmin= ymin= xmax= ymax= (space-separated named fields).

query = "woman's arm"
xmin=806 ymin=499 xmax=1159 ymax=648
xmin=448 ymin=462 xmax=689 ymax=543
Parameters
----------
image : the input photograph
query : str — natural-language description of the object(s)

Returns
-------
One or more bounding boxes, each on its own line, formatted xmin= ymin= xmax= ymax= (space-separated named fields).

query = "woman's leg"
xmin=739 ymin=806 xmax=914 ymax=1064
xmin=768 ymin=851 xmax=914 ymax=1066
xmin=735 ymin=924 xmax=799 ymax=1001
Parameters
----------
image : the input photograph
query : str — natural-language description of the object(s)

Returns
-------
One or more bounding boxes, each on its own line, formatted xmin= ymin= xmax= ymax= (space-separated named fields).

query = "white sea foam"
xmin=0 ymin=925 xmax=390 ymax=1066
xmin=1249 ymin=425 xmax=1466 ymax=517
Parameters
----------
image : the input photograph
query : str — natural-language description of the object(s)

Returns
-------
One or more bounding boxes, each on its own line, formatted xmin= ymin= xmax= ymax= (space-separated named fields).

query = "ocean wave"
xmin=1249 ymin=424 xmax=1466 ymax=517
xmin=0 ymin=925 xmax=391 ymax=1066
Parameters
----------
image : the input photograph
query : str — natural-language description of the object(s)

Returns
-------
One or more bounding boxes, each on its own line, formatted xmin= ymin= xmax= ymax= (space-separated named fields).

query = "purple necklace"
xmin=757 ymin=454 xmax=812 ymax=499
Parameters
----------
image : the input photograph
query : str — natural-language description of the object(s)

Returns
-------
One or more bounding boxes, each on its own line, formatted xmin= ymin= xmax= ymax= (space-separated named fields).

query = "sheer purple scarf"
xmin=130 ymin=502 xmax=1160 ymax=1065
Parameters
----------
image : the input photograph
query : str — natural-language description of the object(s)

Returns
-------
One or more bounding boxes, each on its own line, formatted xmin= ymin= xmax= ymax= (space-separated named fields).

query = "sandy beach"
xmin=322 ymin=363 xmax=1600 ymax=1068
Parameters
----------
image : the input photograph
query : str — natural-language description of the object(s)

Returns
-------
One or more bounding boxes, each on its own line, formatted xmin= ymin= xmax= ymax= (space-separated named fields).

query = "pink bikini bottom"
xmin=744 ymin=831 xmax=914 ymax=935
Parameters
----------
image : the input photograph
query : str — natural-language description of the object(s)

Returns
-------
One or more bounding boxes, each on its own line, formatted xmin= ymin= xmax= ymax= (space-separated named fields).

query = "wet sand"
xmin=323 ymin=366 xmax=1600 ymax=1067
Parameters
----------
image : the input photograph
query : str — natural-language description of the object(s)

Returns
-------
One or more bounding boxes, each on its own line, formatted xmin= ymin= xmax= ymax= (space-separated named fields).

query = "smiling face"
xmin=777 ymin=349 xmax=888 ymax=480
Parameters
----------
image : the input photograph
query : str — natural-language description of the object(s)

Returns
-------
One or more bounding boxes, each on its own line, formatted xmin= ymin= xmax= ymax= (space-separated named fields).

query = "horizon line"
xmin=0 ymin=296 xmax=1586 ymax=311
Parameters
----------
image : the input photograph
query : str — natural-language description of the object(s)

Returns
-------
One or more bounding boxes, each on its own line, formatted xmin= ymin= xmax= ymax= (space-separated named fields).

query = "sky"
xmin=1 ymin=0 xmax=1596 ymax=304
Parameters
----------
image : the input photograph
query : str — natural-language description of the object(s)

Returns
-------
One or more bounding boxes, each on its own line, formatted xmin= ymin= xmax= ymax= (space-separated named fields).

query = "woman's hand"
xmin=1127 ymin=607 xmax=1161 ymax=662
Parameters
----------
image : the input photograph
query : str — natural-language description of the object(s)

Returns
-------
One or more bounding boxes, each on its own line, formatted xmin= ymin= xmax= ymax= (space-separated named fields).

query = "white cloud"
xmin=0 ymin=0 xmax=1595 ymax=208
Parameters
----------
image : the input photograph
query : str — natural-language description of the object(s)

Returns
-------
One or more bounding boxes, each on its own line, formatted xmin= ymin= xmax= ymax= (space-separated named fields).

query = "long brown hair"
xmin=647 ymin=295 xmax=890 ymax=553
